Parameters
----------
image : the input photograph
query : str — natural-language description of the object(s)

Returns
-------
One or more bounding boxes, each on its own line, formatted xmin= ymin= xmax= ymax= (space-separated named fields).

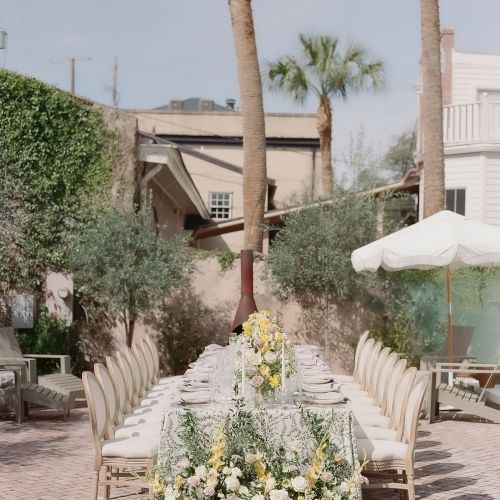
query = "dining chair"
xmin=95 ymin=363 xmax=160 ymax=439
xmin=333 ymin=330 xmax=370 ymax=383
xmin=357 ymin=379 xmax=428 ymax=500
xmin=82 ymin=371 xmax=157 ymax=500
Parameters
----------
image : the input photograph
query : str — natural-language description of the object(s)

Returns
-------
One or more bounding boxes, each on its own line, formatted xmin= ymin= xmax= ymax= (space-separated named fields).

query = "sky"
xmin=1 ymin=0 xmax=500 ymax=169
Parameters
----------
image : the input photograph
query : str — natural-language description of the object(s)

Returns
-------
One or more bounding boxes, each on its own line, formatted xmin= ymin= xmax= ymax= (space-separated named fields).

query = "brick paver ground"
xmin=1 ymin=407 xmax=499 ymax=500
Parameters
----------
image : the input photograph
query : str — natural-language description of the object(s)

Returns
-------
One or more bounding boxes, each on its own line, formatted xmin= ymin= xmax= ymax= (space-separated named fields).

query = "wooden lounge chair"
xmin=0 ymin=327 xmax=84 ymax=418
xmin=428 ymin=360 xmax=500 ymax=423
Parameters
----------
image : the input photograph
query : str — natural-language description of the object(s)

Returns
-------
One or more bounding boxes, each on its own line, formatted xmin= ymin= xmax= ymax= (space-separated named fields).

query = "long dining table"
xmin=155 ymin=345 xmax=362 ymax=499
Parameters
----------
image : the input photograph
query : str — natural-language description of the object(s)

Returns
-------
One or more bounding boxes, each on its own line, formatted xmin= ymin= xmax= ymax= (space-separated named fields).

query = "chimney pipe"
xmin=230 ymin=249 xmax=258 ymax=333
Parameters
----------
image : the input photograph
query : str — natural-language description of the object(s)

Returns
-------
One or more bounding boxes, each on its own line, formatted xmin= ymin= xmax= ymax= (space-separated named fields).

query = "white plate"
xmin=301 ymin=384 xmax=337 ymax=393
xmin=305 ymin=394 xmax=345 ymax=405
xmin=303 ymin=375 xmax=333 ymax=384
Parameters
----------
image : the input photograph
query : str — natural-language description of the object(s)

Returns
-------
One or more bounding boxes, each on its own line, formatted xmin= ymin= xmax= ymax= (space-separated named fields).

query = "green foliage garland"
xmin=0 ymin=69 xmax=115 ymax=292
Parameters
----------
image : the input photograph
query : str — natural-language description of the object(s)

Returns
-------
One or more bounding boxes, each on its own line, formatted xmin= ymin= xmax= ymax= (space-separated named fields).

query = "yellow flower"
xmin=174 ymin=475 xmax=185 ymax=488
xmin=261 ymin=310 xmax=271 ymax=317
xmin=269 ymin=374 xmax=280 ymax=388
xmin=274 ymin=331 xmax=283 ymax=342
xmin=259 ymin=364 xmax=270 ymax=377
xmin=151 ymin=480 xmax=164 ymax=494
xmin=298 ymin=496 xmax=305 ymax=500
xmin=254 ymin=460 xmax=267 ymax=480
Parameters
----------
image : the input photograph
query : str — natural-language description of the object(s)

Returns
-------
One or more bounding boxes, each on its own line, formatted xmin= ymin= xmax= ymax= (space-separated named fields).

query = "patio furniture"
xmin=358 ymin=379 xmax=428 ymax=500
xmin=0 ymin=327 xmax=84 ymax=417
xmin=428 ymin=361 xmax=500 ymax=423
xmin=352 ymin=210 xmax=500 ymax=362
xmin=82 ymin=371 xmax=157 ymax=500
xmin=0 ymin=363 xmax=23 ymax=423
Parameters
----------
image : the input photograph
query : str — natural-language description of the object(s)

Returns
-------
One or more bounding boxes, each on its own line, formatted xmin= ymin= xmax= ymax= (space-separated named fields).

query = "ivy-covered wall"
xmin=0 ymin=70 xmax=121 ymax=293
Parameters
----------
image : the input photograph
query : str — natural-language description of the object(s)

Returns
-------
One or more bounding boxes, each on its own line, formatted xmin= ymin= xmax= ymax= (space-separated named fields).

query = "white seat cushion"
xmin=123 ymin=413 xmax=162 ymax=425
xmin=102 ymin=435 xmax=158 ymax=458
xmin=350 ymin=404 xmax=381 ymax=415
xmin=355 ymin=425 xmax=398 ymax=441
xmin=347 ymin=395 xmax=375 ymax=406
xmin=357 ymin=438 xmax=407 ymax=461
xmin=114 ymin=422 xmax=160 ymax=439
xmin=332 ymin=374 xmax=354 ymax=383
xmin=353 ymin=412 xmax=390 ymax=428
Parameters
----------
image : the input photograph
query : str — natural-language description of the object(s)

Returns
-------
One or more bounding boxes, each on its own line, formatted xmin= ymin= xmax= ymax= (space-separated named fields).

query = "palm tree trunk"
xmin=317 ymin=97 xmax=334 ymax=198
xmin=420 ymin=0 xmax=445 ymax=217
xmin=228 ymin=0 xmax=267 ymax=252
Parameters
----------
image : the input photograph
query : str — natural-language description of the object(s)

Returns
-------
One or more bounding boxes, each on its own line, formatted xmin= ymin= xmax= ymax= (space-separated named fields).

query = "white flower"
xmin=231 ymin=467 xmax=242 ymax=478
xmin=251 ymin=495 xmax=265 ymax=500
xmin=265 ymin=476 xmax=276 ymax=492
xmin=321 ymin=471 xmax=334 ymax=483
xmin=164 ymin=485 xmax=179 ymax=500
xmin=223 ymin=466 xmax=232 ymax=476
xmin=187 ymin=475 xmax=200 ymax=487
xmin=178 ymin=458 xmax=191 ymax=469
xmin=238 ymin=485 xmax=249 ymax=495
xmin=264 ymin=351 xmax=278 ymax=363
xmin=269 ymin=489 xmax=290 ymax=500
xmin=206 ymin=469 xmax=218 ymax=487
xmin=195 ymin=465 xmax=207 ymax=479
xmin=224 ymin=476 xmax=240 ymax=492
xmin=251 ymin=375 xmax=264 ymax=388
xmin=204 ymin=485 xmax=215 ymax=496
xmin=247 ymin=351 xmax=262 ymax=366
xmin=288 ymin=440 xmax=301 ymax=453
xmin=245 ymin=452 xmax=261 ymax=464
xmin=291 ymin=476 xmax=307 ymax=493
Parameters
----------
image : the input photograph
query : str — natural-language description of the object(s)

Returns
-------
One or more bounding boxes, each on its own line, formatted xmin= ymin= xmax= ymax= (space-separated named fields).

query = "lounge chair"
xmin=0 ymin=327 xmax=84 ymax=418
xmin=428 ymin=360 xmax=500 ymax=423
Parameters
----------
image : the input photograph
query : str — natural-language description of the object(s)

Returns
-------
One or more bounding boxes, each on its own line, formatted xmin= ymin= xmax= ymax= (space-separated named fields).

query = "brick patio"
xmin=1 ymin=407 xmax=499 ymax=500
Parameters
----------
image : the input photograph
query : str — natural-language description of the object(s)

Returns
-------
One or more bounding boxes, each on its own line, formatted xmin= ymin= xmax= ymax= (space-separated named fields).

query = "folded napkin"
xmin=180 ymin=391 xmax=211 ymax=404
xmin=301 ymin=383 xmax=337 ymax=394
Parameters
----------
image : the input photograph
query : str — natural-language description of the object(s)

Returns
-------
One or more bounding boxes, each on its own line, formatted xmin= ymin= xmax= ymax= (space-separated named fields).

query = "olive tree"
xmin=267 ymin=190 xmax=380 ymax=359
xmin=69 ymin=206 xmax=192 ymax=346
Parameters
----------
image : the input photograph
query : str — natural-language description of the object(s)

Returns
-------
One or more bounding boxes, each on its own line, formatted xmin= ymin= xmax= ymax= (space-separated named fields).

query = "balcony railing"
xmin=417 ymin=93 xmax=500 ymax=153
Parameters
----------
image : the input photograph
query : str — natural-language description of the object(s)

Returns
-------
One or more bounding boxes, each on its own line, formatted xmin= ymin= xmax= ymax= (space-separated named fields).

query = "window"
xmin=446 ymin=188 xmax=466 ymax=216
xmin=209 ymin=192 xmax=232 ymax=220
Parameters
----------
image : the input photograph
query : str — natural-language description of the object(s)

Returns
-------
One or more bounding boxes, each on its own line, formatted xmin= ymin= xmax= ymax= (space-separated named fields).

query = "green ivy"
xmin=0 ymin=69 xmax=115 ymax=293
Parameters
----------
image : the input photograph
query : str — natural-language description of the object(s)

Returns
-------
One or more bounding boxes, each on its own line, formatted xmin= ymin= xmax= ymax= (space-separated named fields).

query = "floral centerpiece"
xmin=239 ymin=311 xmax=295 ymax=398
xmin=146 ymin=408 xmax=366 ymax=500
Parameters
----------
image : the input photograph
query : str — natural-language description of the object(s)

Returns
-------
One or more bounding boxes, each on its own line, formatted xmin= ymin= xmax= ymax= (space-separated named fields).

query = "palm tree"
xmin=228 ymin=0 xmax=267 ymax=252
xmin=420 ymin=0 xmax=445 ymax=217
xmin=266 ymin=34 xmax=385 ymax=198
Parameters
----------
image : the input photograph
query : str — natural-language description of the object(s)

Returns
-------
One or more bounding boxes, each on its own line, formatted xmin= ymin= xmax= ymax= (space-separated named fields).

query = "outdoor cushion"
xmin=0 ymin=328 xmax=23 ymax=358
xmin=350 ymin=404 xmax=381 ymax=415
xmin=123 ymin=413 xmax=162 ymax=426
xmin=356 ymin=438 xmax=407 ymax=461
xmin=101 ymin=435 xmax=158 ymax=458
xmin=355 ymin=425 xmax=398 ymax=441
xmin=114 ymin=422 xmax=161 ymax=439
xmin=353 ymin=412 xmax=391 ymax=428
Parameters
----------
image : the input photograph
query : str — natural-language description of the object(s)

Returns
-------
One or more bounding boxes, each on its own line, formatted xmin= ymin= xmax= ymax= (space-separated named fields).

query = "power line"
xmin=4 ymin=0 xmax=67 ymax=59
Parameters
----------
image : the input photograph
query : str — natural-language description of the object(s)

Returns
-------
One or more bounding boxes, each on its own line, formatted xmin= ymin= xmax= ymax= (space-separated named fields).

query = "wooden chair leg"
xmin=407 ymin=473 xmax=415 ymax=500
xmin=91 ymin=469 xmax=99 ymax=500
xmin=103 ymin=467 xmax=111 ymax=500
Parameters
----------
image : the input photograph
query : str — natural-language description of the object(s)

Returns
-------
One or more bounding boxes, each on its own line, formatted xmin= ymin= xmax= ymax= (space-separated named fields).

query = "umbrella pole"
xmin=446 ymin=265 xmax=453 ymax=363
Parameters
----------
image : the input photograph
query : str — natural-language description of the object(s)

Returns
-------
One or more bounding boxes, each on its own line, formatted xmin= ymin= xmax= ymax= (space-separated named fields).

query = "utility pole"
xmin=70 ymin=57 xmax=75 ymax=94
xmin=112 ymin=56 xmax=118 ymax=108
xmin=67 ymin=57 xmax=91 ymax=95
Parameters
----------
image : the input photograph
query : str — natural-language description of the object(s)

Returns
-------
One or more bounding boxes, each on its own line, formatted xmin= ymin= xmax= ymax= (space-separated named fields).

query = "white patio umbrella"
xmin=351 ymin=210 xmax=500 ymax=361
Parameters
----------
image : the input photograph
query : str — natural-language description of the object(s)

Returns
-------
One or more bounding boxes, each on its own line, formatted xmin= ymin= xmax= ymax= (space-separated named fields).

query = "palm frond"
xmin=265 ymin=57 xmax=311 ymax=104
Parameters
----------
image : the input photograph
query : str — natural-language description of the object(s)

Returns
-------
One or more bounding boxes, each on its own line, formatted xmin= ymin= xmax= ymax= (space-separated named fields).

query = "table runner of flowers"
xmin=153 ymin=405 xmax=363 ymax=499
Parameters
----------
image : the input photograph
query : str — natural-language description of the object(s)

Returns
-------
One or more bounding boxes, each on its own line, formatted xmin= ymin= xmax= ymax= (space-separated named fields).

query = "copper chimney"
xmin=230 ymin=249 xmax=258 ymax=333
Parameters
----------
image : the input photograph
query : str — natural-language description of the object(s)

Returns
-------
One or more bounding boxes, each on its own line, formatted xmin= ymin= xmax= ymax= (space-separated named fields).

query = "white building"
xmin=417 ymin=29 xmax=500 ymax=224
